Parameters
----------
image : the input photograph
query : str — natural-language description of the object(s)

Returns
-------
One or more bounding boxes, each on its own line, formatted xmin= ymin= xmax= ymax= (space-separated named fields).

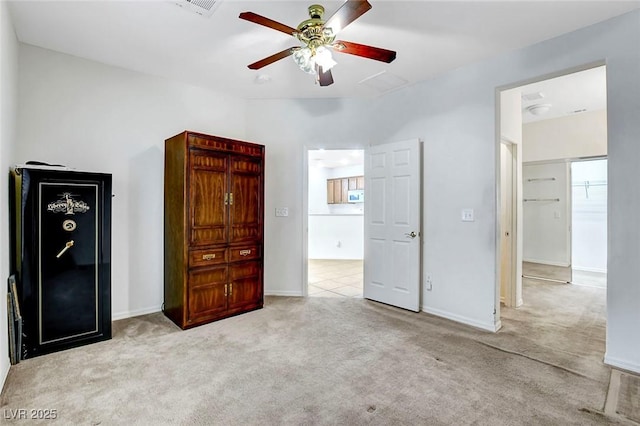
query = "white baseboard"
xmin=573 ymin=266 xmax=607 ymax=274
xmin=265 ymin=290 xmax=303 ymax=297
xmin=112 ymin=305 xmax=162 ymax=321
xmin=604 ymin=354 xmax=640 ymax=375
xmin=523 ymin=258 xmax=570 ymax=268
xmin=421 ymin=305 xmax=499 ymax=332
xmin=0 ymin=357 xmax=10 ymax=394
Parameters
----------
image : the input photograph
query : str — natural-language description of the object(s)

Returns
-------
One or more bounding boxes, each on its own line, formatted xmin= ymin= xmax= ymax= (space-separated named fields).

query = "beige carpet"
xmin=0 ymin=283 xmax=637 ymax=425
xmin=618 ymin=373 xmax=640 ymax=423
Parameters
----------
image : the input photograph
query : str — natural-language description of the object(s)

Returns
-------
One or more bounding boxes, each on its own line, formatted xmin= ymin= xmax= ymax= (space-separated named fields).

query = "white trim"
xmin=112 ymin=305 xmax=161 ymax=321
xmin=573 ymin=266 xmax=607 ymax=274
xmin=0 ymin=358 xmax=10 ymax=393
xmin=301 ymin=146 xmax=309 ymax=297
xmin=265 ymin=290 xmax=303 ymax=297
xmin=604 ymin=354 xmax=640 ymax=375
xmin=523 ymin=258 xmax=571 ymax=268
xmin=422 ymin=306 xmax=499 ymax=332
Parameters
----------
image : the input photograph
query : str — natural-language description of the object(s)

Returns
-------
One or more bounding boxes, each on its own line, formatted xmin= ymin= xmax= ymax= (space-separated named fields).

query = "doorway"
xmin=498 ymin=63 xmax=608 ymax=318
xmin=307 ymin=149 xmax=364 ymax=298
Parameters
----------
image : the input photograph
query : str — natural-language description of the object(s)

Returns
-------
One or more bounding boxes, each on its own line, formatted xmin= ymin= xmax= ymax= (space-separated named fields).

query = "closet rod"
xmin=527 ymin=177 xmax=556 ymax=182
xmin=523 ymin=198 xmax=560 ymax=202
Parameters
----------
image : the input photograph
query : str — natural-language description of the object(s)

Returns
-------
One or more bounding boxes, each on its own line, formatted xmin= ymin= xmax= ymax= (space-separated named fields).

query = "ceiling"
xmin=8 ymin=1 xmax=639 ymax=100
xmin=309 ymin=149 xmax=364 ymax=169
xmin=520 ymin=65 xmax=607 ymax=124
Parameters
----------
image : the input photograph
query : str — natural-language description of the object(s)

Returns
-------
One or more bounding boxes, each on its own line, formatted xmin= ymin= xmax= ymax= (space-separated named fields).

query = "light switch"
xmin=554 ymin=211 xmax=561 ymax=219
xmin=461 ymin=209 xmax=474 ymax=222
xmin=275 ymin=207 xmax=289 ymax=217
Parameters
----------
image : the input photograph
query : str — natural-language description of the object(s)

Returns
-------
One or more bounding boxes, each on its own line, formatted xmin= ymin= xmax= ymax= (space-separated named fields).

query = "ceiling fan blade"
xmin=333 ymin=40 xmax=396 ymax=63
xmin=318 ymin=66 xmax=334 ymax=87
xmin=248 ymin=47 xmax=297 ymax=70
xmin=239 ymin=12 xmax=297 ymax=36
xmin=324 ymin=0 xmax=372 ymax=35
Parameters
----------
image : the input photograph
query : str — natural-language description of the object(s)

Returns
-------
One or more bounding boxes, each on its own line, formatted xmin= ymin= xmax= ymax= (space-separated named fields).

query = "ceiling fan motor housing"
xmin=296 ymin=4 xmax=336 ymax=51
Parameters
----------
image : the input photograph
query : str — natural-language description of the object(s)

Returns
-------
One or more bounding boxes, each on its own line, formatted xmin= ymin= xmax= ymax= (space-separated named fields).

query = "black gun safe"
xmin=10 ymin=166 xmax=112 ymax=359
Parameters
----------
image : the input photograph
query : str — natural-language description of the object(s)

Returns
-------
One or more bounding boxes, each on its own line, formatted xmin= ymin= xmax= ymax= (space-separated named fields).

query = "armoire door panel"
xmin=229 ymin=170 xmax=262 ymax=244
xmin=229 ymin=261 xmax=262 ymax=310
xmin=188 ymin=266 xmax=228 ymax=320
xmin=189 ymin=151 xmax=228 ymax=246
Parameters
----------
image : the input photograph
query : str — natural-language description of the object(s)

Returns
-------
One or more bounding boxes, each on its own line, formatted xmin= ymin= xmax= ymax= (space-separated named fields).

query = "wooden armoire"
xmin=163 ymin=131 xmax=264 ymax=329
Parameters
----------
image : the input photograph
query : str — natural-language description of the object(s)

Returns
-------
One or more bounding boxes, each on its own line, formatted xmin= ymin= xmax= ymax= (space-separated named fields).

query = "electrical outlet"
xmin=461 ymin=209 xmax=474 ymax=222
xmin=275 ymin=207 xmax=289 ymax=217
xmin=426 ymin=274 xmax=433 ymax=291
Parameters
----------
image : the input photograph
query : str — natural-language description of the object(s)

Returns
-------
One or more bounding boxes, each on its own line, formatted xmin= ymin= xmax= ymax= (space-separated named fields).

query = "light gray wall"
xmin=246 ymin=98 xmax=371 ymax=296
xmin=372 ymin=10 xmax=640 ymax=371
xmin=523 ymin=110 xmax=607 ymax=162
xmin=0 ymin=0 xmax=18 ymax=387
xmin=17 ymin=44 xmax=248 ymax=320
xmin=246 ymin=11 xmax=640 ymax=372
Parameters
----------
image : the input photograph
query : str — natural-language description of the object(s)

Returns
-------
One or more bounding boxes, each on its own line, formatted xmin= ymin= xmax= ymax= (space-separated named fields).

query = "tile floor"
xmin=308 ymin=259 xmax=363 ymax=298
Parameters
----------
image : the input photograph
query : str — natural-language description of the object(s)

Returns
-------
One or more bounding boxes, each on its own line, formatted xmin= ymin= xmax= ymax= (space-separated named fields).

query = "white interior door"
xmin=500 ymin=142 xmax=515 ymax=307
xmin=364 ymin=139 xmax=422 ymax=312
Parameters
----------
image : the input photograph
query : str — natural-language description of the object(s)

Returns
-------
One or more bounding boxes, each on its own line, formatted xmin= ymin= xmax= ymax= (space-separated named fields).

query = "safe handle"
xmin=56 ymin=240 xmax=75 ymax=258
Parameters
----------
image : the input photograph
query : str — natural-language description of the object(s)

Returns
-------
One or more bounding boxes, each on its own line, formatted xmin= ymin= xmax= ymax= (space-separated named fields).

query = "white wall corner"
xmin=112 ymin=305 xmax=162 ymax=321
xmin=604 ymin=354 xmax=640 ymax=375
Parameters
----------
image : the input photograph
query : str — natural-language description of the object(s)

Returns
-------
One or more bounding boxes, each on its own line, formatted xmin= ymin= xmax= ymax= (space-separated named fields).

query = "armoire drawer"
xmin=229 ymin=245 xmax=261 ymax=262
xmin=189 ymin=247 xmax=228 ymax=268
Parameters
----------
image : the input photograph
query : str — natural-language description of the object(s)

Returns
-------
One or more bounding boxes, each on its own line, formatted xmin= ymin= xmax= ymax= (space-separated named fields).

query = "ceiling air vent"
xmin=522 ymin=91 xmax=545 ymax=102
xmin=174 ymin=0 xmax=221 ymax=17
xmin=359 ymin=71 xmax=408 ymax=94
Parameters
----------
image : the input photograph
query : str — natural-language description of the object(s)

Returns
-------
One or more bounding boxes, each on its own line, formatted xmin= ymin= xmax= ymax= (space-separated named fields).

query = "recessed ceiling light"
xmin=526 ymin=103 xmax=552 ymax=116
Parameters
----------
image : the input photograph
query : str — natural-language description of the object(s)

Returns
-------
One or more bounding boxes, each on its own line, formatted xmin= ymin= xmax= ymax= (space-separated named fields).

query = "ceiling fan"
xmin=239 ymin=0 xmax=397 ymax=87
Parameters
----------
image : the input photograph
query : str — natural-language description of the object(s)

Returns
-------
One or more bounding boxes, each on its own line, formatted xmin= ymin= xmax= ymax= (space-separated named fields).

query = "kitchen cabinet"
xmin=326 ymin=175 xmax=364 ymax=204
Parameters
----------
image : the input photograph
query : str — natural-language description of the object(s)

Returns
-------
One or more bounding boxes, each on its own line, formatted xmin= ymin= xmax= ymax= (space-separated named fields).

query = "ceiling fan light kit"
xmin=239 ymin=0 xmax=396 ymax=87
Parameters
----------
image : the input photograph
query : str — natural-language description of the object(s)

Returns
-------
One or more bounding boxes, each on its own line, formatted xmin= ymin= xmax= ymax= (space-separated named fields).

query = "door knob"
xmin=405 ymin=231 xmax=417 ymax=238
